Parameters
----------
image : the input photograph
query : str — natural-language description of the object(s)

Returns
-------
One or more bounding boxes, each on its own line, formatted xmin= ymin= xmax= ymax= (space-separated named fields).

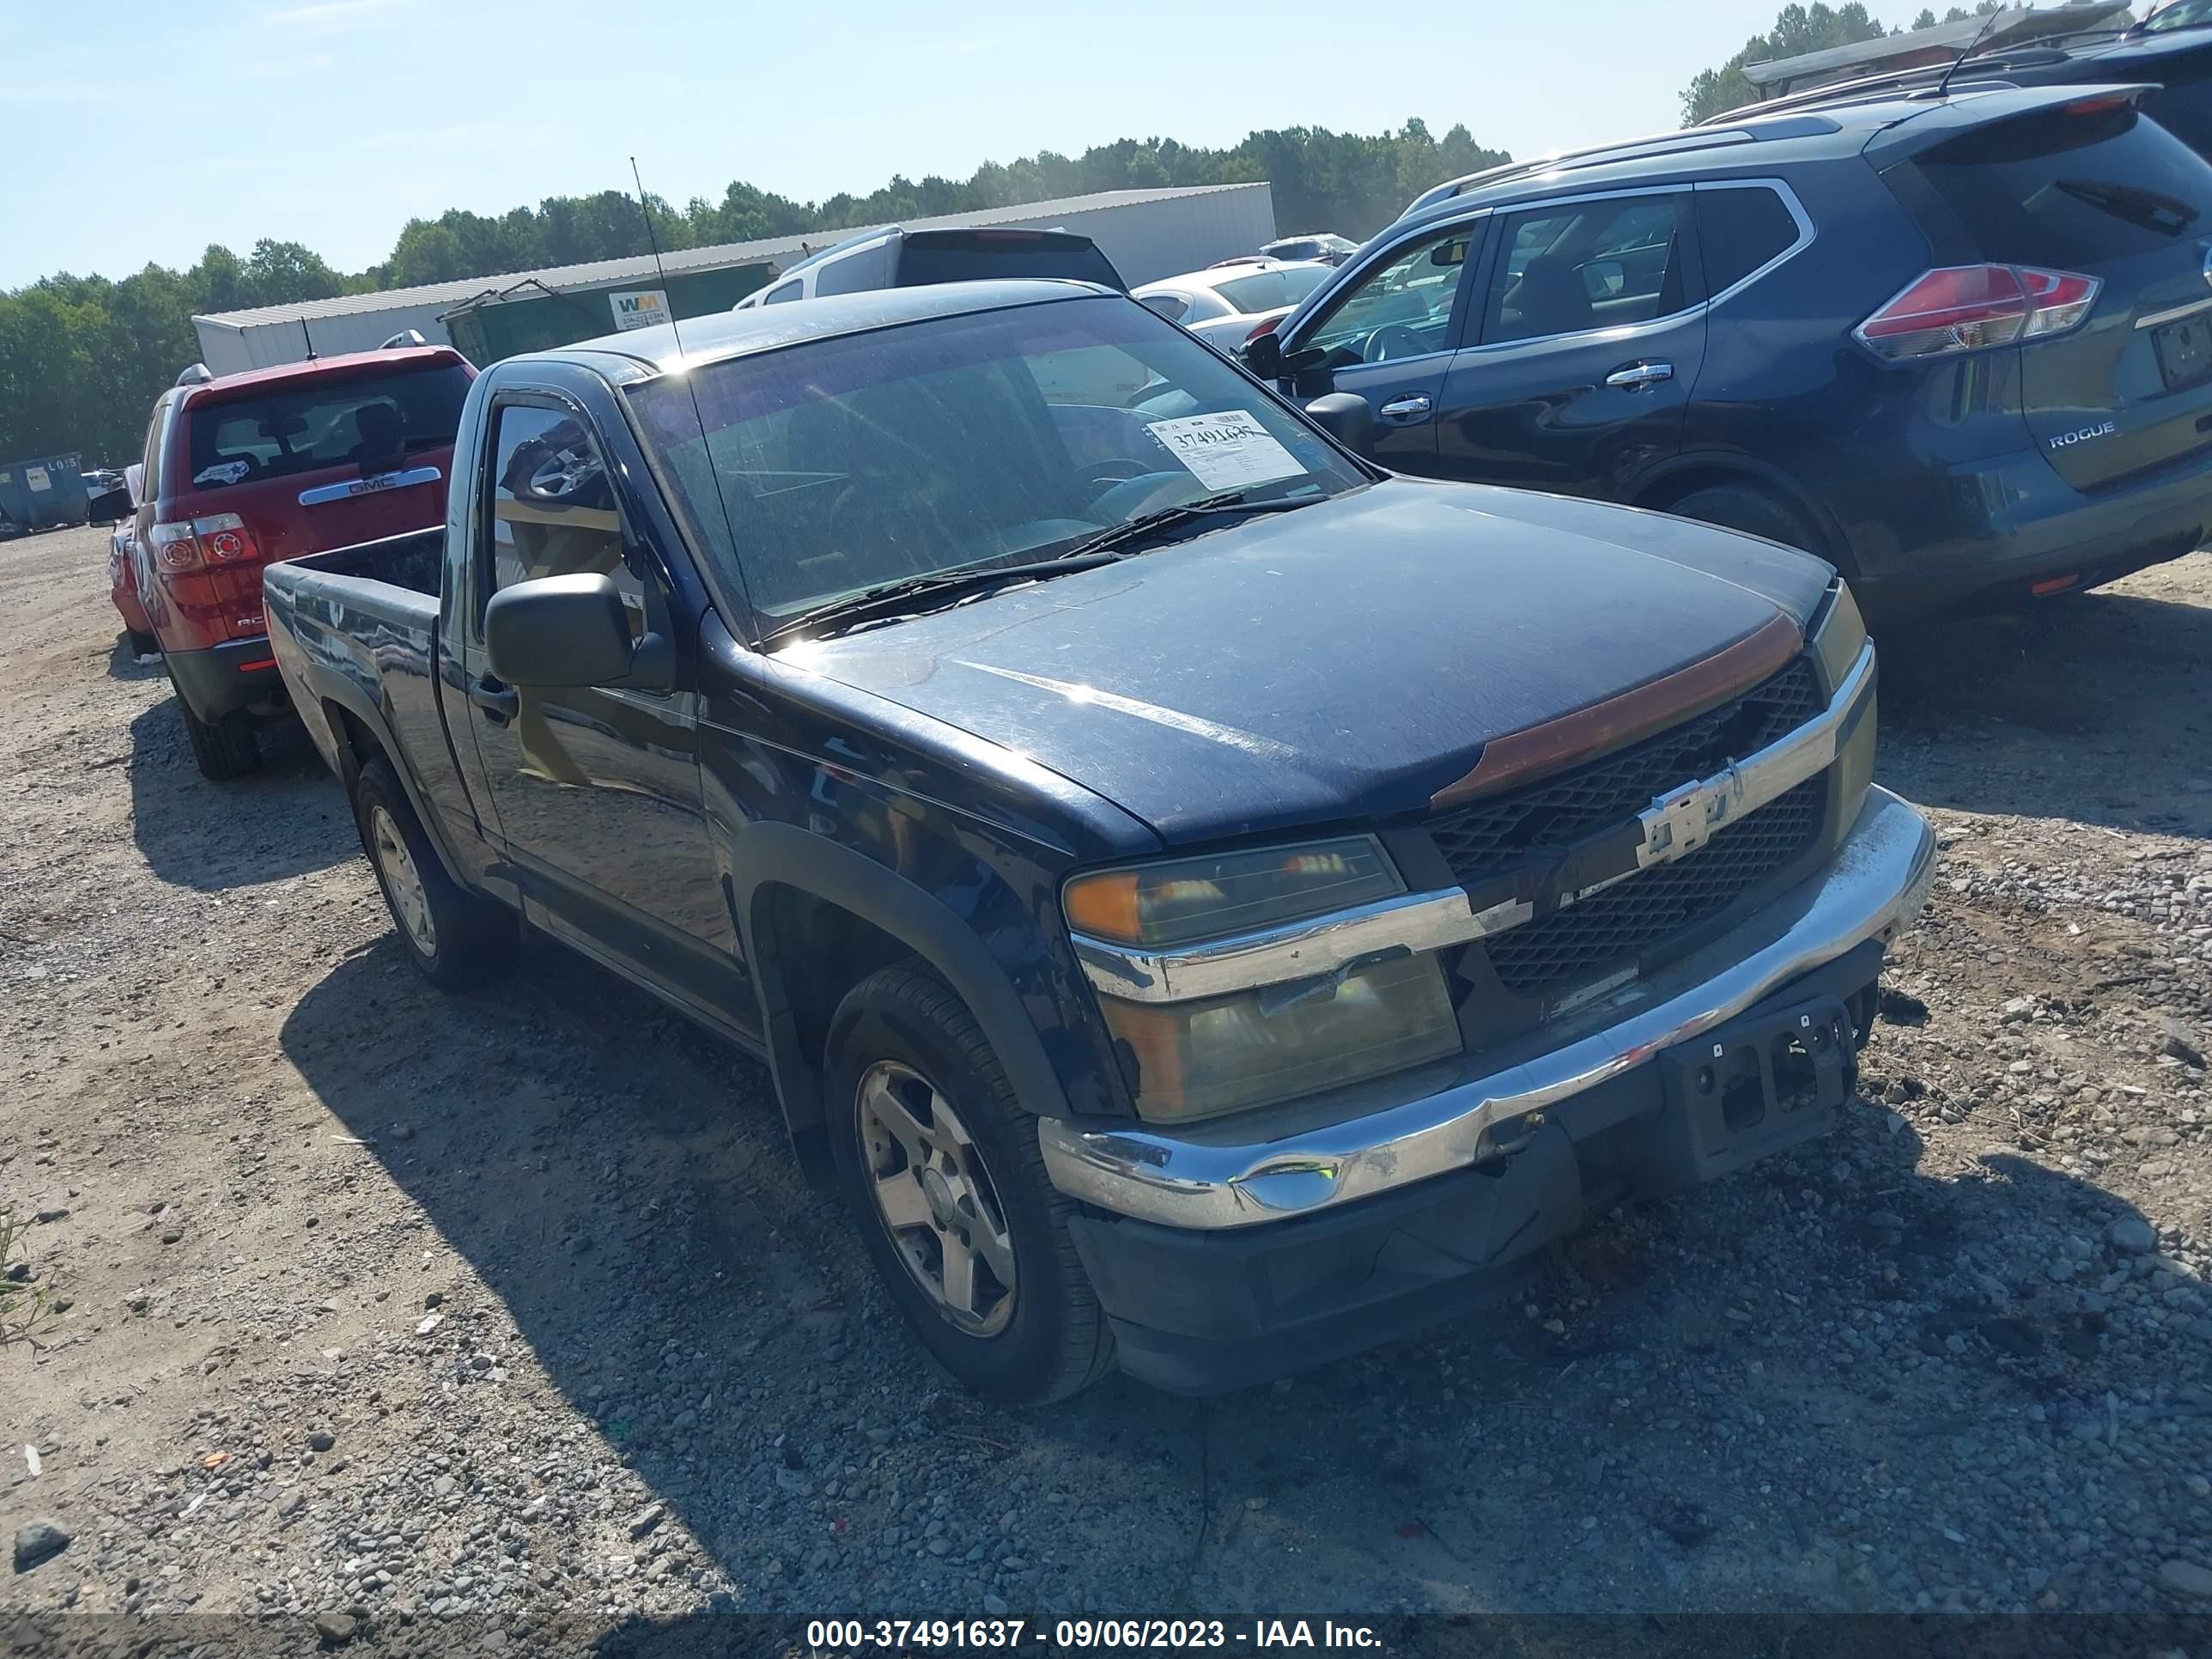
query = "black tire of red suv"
xmin=352 ymin=758 xmax=515 ymax=991
xmin=167 ymin=665 xmax=259 ymax=781
xmin=125 ymin=629 xmax=159 ymax=658
xmin=1665 ymin=483 xmax=1818 ymax=556
xmin=824 ymin=962 xmax=1116 ymax=1405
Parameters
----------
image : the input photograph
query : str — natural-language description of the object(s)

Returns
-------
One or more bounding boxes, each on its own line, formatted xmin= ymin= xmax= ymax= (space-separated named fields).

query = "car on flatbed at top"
xmin=262 ymin=278 xmax=1936 ymax=1402
xmin=1246 ymin=80 xmax=2212 ymax=626
xmin=118 ymin=344 xmax=473 ymax=778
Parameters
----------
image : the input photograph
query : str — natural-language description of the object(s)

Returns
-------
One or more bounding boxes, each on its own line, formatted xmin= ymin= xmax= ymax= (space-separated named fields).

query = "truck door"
xmin=459 ymin=392 xmax=749 ymax=1031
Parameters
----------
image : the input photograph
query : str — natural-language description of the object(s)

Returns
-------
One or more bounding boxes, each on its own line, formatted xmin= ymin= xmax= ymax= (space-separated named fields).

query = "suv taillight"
xmin=148 ymin=513 xmax=262 ymax=575
xmin=1854 ymin=264 xmax=2101 ymax=361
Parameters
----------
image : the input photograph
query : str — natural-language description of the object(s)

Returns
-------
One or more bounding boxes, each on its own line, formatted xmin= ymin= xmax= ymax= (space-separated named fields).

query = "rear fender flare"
xmin=315 ymin=678 xmax=470 ymax=887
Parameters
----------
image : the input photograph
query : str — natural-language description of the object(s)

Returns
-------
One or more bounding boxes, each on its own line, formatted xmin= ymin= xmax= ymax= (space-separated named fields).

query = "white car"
xmin=1132 ymin=259 xmax=1336 ymax=350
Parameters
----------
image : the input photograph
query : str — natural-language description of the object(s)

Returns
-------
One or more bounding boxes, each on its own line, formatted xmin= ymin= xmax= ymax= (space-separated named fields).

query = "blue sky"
xmin=2 ymin=0 xmax=1786 ymax=289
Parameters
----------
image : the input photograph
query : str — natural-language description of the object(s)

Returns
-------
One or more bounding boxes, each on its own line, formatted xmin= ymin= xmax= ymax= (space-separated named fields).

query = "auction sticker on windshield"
xmin=1146 ymin=412 xmax=1303 ymax=492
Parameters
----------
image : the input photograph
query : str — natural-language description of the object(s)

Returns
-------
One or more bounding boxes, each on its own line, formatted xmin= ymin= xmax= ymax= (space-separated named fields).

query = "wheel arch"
xmin=1631 ymin=453 xmax=1855 ymax=577
xmin=731 ymin=823 xmax=1081 ymax=1182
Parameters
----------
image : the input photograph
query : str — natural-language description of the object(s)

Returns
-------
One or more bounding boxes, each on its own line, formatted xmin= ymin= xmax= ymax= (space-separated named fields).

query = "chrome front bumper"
xmin=1039 ymin=784 xmax=1936 ymax=1231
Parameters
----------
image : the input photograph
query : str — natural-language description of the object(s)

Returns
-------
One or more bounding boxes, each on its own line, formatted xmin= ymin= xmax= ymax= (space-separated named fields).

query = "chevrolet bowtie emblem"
xmin=1643 ymin=764 xmax=1749 ymax=866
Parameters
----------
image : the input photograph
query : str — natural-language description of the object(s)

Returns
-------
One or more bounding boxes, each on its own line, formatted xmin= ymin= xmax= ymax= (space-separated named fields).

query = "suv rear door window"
xmin=1911 ymin=103 xmax=2212 ymax=269
xmin=1695 ymin=185 xmax=1802 ymax=294
xmin=1485 ymin=192 xmax=1691 ymax=344
xmin=185 ymin=362 xmax=471 ymax=489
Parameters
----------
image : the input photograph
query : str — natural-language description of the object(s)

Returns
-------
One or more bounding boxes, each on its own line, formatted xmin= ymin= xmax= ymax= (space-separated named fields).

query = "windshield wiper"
xmin=763 ymin=551 xmax=1128 ymax=647
xmin=763 ymin=491 xmax=1326 ymax=646
xmin=2053 ymin=178 xmax=2199 ymax=235
xmin=1054 ymin=489 xmax=1322 ymax=561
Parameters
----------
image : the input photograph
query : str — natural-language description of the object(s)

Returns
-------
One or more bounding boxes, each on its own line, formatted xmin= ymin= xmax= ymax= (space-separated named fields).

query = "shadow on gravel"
xmin=1876 ymin=582 xmax=2212 ymax=838
xmin=277 ymin=929 xmax=2208 ymax=1616
xmin=103 ymin=633 xmax=165 ymax=682
xmin=126 ymin=700 xmax=355 ymax=890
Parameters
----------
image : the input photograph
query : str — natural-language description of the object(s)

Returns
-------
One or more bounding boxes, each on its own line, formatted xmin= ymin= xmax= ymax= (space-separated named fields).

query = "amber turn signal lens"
xmin=1063 ymin=871 xmax=1142 ymax=942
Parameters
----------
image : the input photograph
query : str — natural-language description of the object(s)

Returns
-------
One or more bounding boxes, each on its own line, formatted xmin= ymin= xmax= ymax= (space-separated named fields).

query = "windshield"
xmin=629 ymin=295 xmax=1367 ymax=620
xmin=184 ymin=362 xmax=471 ymax=491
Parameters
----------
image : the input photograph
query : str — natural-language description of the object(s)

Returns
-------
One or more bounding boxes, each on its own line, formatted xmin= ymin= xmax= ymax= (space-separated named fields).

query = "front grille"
xmin=1429 ymin=656 xmax=1822 ymax=885
xmin=1482 ymin=775 xmax=1826 ymax=1000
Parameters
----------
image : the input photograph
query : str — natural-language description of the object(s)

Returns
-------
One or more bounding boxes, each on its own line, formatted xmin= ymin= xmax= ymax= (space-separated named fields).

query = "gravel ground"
xmin=3 ymin=523 xmax=2209 ymax=1640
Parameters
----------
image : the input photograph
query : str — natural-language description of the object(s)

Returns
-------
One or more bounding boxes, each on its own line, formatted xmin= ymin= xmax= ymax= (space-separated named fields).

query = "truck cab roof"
xmin=520 ymin=279 xmax=1124 ymax=384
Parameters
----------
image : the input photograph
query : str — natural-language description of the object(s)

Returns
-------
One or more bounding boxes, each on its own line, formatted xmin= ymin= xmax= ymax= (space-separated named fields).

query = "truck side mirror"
xmin=1304 ymin=392 xmax=1376 ymax=459
xmin=484 ymin=574 xmax=638 ymax=688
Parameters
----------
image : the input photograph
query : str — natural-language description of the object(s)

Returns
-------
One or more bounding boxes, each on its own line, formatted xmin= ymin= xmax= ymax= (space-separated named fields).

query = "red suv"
xmin=123 ymin=345 xmax=475 ymax=778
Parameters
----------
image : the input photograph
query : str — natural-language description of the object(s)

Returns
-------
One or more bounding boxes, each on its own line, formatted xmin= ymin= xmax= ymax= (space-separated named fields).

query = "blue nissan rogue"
xmin=1247 ymin=82 xmax=2212 ymax=625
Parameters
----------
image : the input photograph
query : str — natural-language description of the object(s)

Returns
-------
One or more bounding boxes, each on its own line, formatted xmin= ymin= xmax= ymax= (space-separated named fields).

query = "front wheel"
xmin=825 ymin=963 xmax=1115 ymax=1403
xmin=354 ymin=758 xmax=514 ymax=989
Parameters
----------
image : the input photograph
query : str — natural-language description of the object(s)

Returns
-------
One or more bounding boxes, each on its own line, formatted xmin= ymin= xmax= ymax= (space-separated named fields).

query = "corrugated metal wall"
xmin=445 ymin=264 xmax=774 ymax=366
xmin=1006 ymin=186 xmax=1277 ymax=287
xmin=197 ymin=299 xmax=459 ymax=376
xmin=191 ymin=185 xmax=1277 ymax=374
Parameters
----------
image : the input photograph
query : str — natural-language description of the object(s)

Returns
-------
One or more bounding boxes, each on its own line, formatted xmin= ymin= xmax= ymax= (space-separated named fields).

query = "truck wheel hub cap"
xmin=856 ymin=1060 xmax=1016 ymax=1337
xmin=368 ymin=805 xmax=435 ymax=956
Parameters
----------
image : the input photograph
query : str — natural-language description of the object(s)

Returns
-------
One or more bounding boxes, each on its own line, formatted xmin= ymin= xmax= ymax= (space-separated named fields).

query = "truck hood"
xmin=777 ymin=479 xmax=1833 ymax=843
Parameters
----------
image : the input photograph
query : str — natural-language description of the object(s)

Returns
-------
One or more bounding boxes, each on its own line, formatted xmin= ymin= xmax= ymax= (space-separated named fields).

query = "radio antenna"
xmin=628 ymin=156 xmax=749 ymax=620
xmin=1936 ymin=3 xmax=2013 ymax=98
xmin=300 ymin=313 xmax=319 ymax=360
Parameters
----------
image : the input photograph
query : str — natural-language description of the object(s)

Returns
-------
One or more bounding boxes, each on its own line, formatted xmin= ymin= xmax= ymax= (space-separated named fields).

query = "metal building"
xmin=191 ymin=183 xmax=1275 ymax=375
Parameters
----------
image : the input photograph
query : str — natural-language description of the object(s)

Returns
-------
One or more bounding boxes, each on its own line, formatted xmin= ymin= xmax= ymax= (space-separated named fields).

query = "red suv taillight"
xmin=1854 ymin=264 xmax=2101 ymax=361
xmin=148 ymin=513 xmax=263 ymax=574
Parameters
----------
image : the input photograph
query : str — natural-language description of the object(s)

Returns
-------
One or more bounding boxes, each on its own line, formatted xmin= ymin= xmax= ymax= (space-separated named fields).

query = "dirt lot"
xmin=3 ymin=522 xmax=2209 ymax=1639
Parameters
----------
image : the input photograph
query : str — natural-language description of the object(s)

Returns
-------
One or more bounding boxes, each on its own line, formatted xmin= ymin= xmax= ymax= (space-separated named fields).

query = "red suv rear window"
xmin=185 ymin=363 xmax=471 ymax=492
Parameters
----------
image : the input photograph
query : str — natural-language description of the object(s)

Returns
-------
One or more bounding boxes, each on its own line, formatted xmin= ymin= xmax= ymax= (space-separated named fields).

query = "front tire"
xmin=354 ymin=758 xmax=514 ymax=989
xmin=825 ymin=963 xmax=1115 ymax=1404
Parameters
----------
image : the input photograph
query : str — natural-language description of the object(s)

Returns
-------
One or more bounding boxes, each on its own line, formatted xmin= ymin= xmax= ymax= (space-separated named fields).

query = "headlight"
xmin=1096 ymin=953 xmax=1460 ymax=1123
xmin=1063 ymin=836 xmax=1405 ymax=947
xmin=1066 ymin=838 xmax=1462 ymax=1124
xmin=1811 ymin=578 xmax=1867 ymax=696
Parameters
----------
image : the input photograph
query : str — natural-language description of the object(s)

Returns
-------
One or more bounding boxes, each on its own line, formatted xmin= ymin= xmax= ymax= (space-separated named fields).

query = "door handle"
xmin=1377 ymin=393 xmax=1433 ymax=421
xmin=1605 ymin=361 xmax=1674 ymax=390
xmin=469 ymin=678 xmax=520 ymax=725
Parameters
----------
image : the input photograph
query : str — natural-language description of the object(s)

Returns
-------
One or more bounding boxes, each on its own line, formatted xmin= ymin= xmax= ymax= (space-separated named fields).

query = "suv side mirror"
xmin=484 ymin=574 xmax=639 ymax=688
xmin=124 ymin=464 xmax=143 ymax=509
xmin=1241 ymin=331 xmax=1285 ymax=380
xmin=1304 ymin=392 xmax=1375 ymax=459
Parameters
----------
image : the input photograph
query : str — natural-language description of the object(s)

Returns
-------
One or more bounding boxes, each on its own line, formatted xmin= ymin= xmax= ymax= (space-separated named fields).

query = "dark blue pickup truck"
xmin=262 ymin=280 xmax=1936 ymax=1401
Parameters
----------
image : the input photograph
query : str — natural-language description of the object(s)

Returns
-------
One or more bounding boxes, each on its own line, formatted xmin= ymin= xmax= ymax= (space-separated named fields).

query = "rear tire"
xmin=354 ymin=757 xmax=515 ymax=990
xmin=125 ymin=629 xmax=159 ymax=658
xmin=1663 ymin=483 xmax=1816 ymax=555
xmin=168 ymin=665 xmax=259 ymax=781
xmin=825 ymin=963 xmax=1115 ymax=1404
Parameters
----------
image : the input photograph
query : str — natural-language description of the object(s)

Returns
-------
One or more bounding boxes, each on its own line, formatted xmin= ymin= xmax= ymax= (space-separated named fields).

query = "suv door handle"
xmin=1605 ymin=361 xmax=1674 ymax=390
xmin=469 ymin=678 xmax=520 ymax=725
xmin=1377 ymin=393 xmax=1433 ymax=420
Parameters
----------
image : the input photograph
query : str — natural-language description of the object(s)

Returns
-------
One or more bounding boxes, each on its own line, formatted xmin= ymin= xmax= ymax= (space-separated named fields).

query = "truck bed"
xmin=263 ymin=526 xmax=461 ymax=817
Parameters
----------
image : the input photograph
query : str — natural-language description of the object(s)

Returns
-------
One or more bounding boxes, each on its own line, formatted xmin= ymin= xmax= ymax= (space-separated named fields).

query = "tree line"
xmin=1681 ymin=0 xmax=2024 ymax=125
xmin=1 ymin=119 xmax=1504 ymax=469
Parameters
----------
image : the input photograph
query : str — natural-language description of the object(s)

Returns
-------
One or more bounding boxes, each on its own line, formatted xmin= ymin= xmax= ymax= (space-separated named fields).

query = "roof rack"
xmin=1401 ymin=113 xmax=1844 ymax=217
